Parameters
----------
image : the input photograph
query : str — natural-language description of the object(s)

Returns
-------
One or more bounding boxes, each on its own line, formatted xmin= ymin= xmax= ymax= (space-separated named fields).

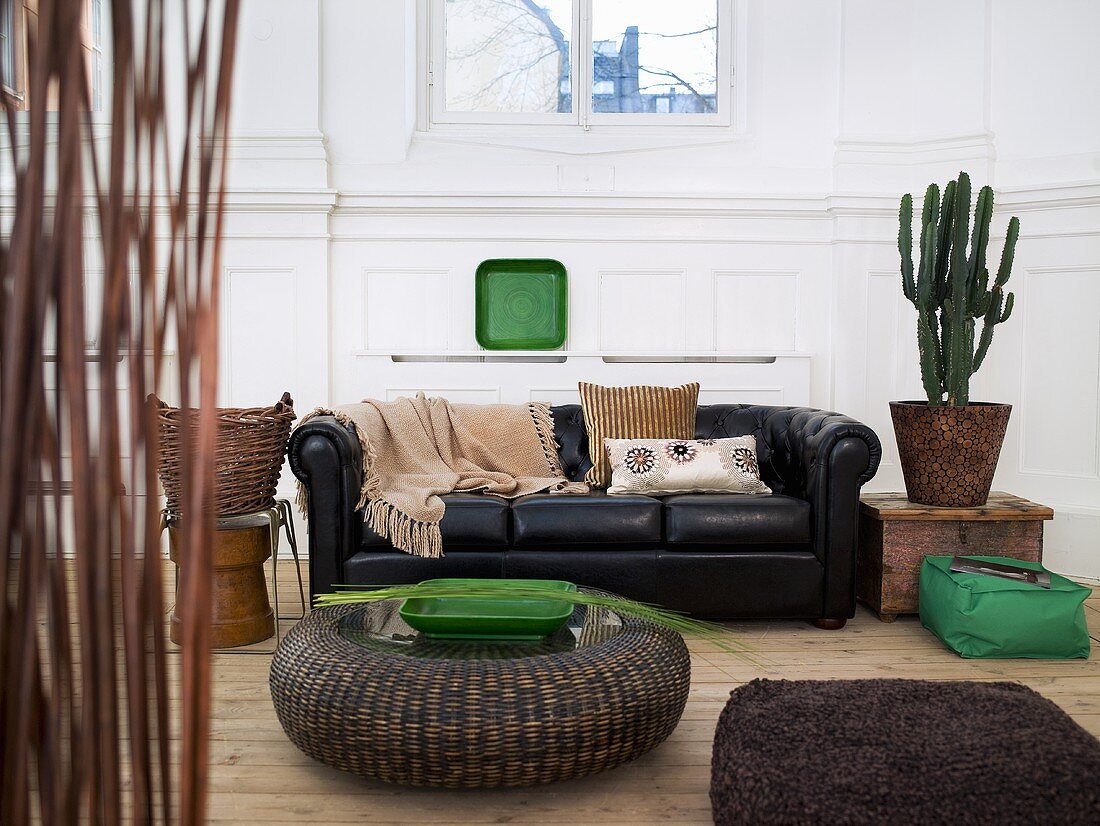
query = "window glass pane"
xmin=0 ymin=0 xmax=13 ymax=89
xmin=591 ymin=0 xmax=717 ymax=114
xmin=444 ymin=0 xmax=572 ymax=114
xmin=92 ymin=0 xmax=103 ymax=111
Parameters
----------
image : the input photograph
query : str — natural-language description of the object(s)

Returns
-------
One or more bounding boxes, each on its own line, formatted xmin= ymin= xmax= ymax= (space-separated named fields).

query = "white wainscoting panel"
xmin=861 ymin=269 xmax=921 ymax=475
xmin=83 ymin=268 xmax=104 ymax=347
xmin=698 ymin=387 xmax=786 ymax=406
xmin=598 ymin=270 xmax=686 ymax=352
xmin=363 ymin=268 xmax=450 ymax=351
xmin=1018 ymin=266 xmax=1100 ymax=480
xmin=713 ymin=271 xmax=800 ymax=352
xmin=1042 ymin=504 xmax=1100 ymax=576
xmin=353 ymin=355 xmax=812 ymax=410
xmin=223 ymin=267 xmax=298 ymax=406
xmin=528 ymin=387 xmax=582 ymax=406
xmin=77 ymin=267 xmax=147 ymax=351
xmin=385 ymin=387 xmax=502 ymax=404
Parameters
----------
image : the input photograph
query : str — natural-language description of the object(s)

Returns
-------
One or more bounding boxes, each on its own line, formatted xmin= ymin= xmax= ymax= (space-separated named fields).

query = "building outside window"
xmin=429 ymin=0 xmax=729 ymax=128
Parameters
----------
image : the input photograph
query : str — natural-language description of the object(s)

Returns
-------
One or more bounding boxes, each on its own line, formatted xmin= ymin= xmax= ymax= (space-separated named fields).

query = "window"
xmin=0 ymin=1 xmax=103 ymax=108
xmin=428 ymin=0 xmax=730 ymax=128
xmin=90 ymin=0 xmax=104 ymax=111
xmin=1 ymin=0 xmax=15 ymax=93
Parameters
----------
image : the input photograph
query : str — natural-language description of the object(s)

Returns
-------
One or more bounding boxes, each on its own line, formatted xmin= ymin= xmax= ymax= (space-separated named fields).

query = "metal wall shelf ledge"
xmin=354 ymin=351 xmax=809 ymax=365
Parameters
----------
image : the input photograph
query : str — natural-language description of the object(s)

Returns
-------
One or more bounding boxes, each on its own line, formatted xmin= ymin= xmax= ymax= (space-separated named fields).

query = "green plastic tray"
xmin=475 ymin=259 xmax=567 ymax=350
xmin=399 ymin=578 xmax=577 ymax=640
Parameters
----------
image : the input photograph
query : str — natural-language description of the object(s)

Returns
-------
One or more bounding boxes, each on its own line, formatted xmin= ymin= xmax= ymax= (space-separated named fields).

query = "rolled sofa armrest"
xmin=782 ymin=410 xmax=882 ymax=619
xmin=287 ymin=415 xmax=363 ymax=602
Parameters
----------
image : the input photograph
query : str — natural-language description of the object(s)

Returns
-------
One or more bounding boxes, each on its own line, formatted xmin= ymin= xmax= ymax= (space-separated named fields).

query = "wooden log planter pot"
xmin=889 ymin=401 xmax=1012 ymax=508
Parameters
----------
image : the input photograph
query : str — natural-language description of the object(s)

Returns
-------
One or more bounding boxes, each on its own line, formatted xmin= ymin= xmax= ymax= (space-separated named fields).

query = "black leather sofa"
xmin=288 ymin=404 xmax=881 ymax=626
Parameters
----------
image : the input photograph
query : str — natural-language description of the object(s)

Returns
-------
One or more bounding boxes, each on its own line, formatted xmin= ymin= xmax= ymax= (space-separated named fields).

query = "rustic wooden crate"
xmin=857 ymin=491 xmax=1054 ymax=622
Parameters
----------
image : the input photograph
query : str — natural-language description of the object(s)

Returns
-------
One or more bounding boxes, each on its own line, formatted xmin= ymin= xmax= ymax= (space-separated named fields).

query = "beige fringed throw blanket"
xmin=296 ymin=393 xmax=587 ymax=558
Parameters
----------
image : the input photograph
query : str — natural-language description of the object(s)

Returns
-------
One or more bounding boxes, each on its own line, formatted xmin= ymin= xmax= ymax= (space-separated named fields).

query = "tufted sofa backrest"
xmin=550 ymin=403 xmax=822 ymax=495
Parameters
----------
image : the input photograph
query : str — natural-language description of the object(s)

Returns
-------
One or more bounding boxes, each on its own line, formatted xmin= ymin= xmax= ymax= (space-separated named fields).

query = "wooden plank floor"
xmin=176 ymin=562 xmax=1100 ymax=825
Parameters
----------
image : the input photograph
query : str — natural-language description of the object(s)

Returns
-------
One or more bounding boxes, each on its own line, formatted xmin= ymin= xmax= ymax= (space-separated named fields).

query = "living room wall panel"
xmin=597 ymin=271 xmax=687 ymax=353
xmin=1017 ymin=267 xmax=1100 ymax=481
xmin=991 ymin=0 xmax=1100 ymax=187
xmin=713 ymin=271 xmax=800 ymax=353
xmin=970 ymin=212 xmax=1100 ymax=578
xmin=321 ymin=0 xmax=416 ymax=166
xmin=217 ymin=235 xmax=331 ymax=552
xmin=329 ymin=236 xmax=828 ymax=408
xmin=858 ymin=270 xmax=916 ymax=483
xmin=342 ymin=357 xmax=812 ymax=410
xmin=698 ymin=388 xmax=785 ymax=406
xmin=227 ymin=0 xmax=327 ymax=190
xmin=385 ymin=388 xmax=501 ymax=404
xmin=217 ymin=238 xmax=330 ymax=412
xmin=363 ymin=269 xmax=451 ymax=352
xmin=222 ymin=268 xmax=298 ymax=407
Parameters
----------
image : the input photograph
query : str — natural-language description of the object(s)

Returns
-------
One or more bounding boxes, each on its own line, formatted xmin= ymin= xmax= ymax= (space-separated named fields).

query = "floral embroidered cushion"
xmin=604 ymin=436 xmax=772 ymax=496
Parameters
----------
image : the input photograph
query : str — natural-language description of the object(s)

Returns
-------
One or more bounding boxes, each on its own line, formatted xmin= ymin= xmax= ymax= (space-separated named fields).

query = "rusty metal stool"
xmin=164 ymin=497 xmax=305 ymax=651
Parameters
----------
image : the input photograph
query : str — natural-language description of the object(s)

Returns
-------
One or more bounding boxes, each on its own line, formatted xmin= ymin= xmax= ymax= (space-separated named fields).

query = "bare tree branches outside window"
xmin=442 ymin=0 xmax=718 ymax=117
xmin=592 ymin=0 xmax=716 ymax=114
xmin=445 ymin=0 xmax=572 ymax=114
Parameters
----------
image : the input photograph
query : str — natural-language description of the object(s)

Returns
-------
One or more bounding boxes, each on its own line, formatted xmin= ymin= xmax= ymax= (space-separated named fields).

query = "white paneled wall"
xmin=363 ymin=270 xmax=451 ymax=352
xmin=713 ymin=272 xmax=800 ymax=352
xmin=353 ymin=356 xmax=811 ymax=409
xmin=223 ymin=268 xmax=299 ymax=405
xmin=209 ymin=0 xmax=1100 ymax=576
xmin=597 ymin=271 xmax=688 ymax=352
xmin=1017 ymin=268 xmax=1100 ymax=480
xmin=328 ymin=234 xmax=830 ymax=406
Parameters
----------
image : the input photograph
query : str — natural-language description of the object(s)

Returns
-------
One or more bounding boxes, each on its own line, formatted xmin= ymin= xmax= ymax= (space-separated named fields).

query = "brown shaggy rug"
xmin=711 ymin=679 xmax=1100 ymax=826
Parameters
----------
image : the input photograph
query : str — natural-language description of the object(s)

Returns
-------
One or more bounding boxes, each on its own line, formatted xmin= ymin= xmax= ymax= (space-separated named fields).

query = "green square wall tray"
xmin=475 ymin=259 xmax=568 ymax=350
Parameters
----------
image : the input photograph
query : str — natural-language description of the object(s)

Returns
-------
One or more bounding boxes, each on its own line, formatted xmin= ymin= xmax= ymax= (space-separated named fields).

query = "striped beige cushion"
xmin=578 ymin=382 xmax=700 ymax=488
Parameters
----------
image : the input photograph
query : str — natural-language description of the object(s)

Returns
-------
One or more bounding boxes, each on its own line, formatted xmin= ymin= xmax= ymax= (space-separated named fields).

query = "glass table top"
xmin=336 ymin=598 xmax=625 ymax=661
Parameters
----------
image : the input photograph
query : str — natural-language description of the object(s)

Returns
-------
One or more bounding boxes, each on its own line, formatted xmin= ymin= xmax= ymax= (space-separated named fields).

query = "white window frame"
xmin=90 ymin=0 xmax=104 ymax=112
xmin=1 ymin=0 xmax=18 ymax=96
xmin=426 ymin=0 xmax=733 ymax=130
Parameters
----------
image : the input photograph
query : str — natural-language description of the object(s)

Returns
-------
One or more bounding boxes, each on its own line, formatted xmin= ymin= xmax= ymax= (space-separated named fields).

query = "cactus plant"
xmin=898 ymin=172 xmax=1019 ymax=407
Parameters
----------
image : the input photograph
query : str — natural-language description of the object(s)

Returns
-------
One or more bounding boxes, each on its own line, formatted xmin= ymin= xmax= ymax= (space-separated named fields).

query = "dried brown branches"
xmin=0 ymin=1 xmax=240 ymax=822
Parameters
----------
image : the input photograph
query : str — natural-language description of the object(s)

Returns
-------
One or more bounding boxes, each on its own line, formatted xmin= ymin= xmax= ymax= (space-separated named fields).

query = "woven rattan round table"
xmin=269 ymin=590 xmax=691 ymax=788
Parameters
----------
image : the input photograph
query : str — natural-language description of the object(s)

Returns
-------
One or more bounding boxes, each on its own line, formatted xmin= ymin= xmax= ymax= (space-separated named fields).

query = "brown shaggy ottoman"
xmin=711 ymin=679 xmax=1100 ymax=826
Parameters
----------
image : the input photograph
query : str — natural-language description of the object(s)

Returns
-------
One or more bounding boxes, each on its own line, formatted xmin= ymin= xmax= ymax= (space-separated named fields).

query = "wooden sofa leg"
xmin=811 ymin=618 xmax=847 ymax=630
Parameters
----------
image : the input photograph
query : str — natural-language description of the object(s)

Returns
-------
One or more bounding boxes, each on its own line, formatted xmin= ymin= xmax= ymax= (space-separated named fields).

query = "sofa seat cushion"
xmin=360 ymin=493 xmax=510 ymax=549
xmin=511 ymin=491 xmax=662 ymax=548
xmin=664 ymin=494 xmax=811 ymax=546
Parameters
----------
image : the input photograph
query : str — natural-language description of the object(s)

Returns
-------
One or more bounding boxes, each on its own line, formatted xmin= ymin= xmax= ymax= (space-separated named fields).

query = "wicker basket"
xmin=154 ymin=392 xmax=296 ymax=516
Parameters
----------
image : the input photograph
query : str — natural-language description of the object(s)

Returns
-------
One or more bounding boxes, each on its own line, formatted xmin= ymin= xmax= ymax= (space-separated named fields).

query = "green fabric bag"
xmin=919 ymin=555 xmax=1091 ymax=659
